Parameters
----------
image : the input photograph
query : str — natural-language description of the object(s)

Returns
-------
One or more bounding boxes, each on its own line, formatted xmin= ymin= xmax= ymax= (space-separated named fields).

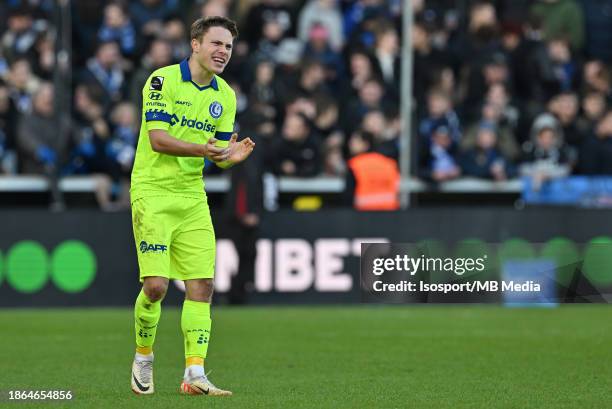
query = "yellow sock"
xmin=186 ymin=357 xmax=204 ymax=367
xmin=136 ymin=346 xmax=152 ymax=355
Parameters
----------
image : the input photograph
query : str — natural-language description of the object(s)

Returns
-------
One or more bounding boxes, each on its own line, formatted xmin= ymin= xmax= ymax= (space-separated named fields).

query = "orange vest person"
xmin=347 ymin=135 xmax=400 ymax=210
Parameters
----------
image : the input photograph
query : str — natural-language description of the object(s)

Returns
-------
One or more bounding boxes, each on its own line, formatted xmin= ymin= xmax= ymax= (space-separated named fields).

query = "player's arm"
xmin=141 ymin=72 xmax=229 ymax=161
xmin=149 ymin=130 xmax=228 ymax=161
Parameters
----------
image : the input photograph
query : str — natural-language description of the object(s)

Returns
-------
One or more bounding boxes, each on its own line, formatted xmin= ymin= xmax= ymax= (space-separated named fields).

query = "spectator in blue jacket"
xmin=97 ymin=2 xmax=136 ymax=56
xmin=419 ymin=88 xmax=462 ymax=143
xmin=419 ymin=120 xmax=461 ymax=183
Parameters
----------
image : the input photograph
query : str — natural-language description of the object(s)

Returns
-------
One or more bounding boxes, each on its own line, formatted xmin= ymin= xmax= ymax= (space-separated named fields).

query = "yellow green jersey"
xmin=130 ymin=58 xmax=236 ymax=201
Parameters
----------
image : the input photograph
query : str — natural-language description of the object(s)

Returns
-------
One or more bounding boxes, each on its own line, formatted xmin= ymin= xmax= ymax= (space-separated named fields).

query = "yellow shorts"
xmin=131 ymin=196 xmax=215 ymax=282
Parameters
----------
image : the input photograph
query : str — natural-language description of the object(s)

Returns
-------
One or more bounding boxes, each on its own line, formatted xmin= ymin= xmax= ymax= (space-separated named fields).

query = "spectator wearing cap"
xmin=530 ymin=0 xmax=584 ymax=51
xmin=97 ymin=2 xmax=136 ymax=57
xmin=579 ymin=110 xmax=612 ymax=175
xmin=302 ymin=23 xmax=343 ymax=85
xmin=298 ymin=0 xmax=344 ymax=51
xmin=460 ymin=121 xmax=516 ymax=180
xmin=79 ymin=40 xmax=125 ymax=106
xmin=16 ymin=82 xmax=68 ymax=174
xmin=418 ymin=120 xmax=461 ymax=183
xmin=520 ymin=113 xmax=575 ymax=189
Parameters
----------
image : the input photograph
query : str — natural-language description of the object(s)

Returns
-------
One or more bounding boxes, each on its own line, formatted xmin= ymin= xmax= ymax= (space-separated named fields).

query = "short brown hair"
xmin=191 ymin=16 xmax=239 ymax=42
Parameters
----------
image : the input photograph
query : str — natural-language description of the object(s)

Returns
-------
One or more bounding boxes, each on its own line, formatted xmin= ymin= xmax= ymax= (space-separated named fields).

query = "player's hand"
xmin=226 ymin=133 xmax=255 ymax=164
xmin=203 ymin=137 xmax=229 ymax=161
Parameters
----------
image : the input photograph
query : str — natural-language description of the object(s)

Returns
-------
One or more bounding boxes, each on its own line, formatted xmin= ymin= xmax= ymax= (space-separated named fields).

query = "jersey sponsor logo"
xmin=178 ymin=115 xmax=217 ymax=133
xmin=209 ymin=101 xmax=223 ymax=118
xmin=145 ymin=101 xmax=167 ymax=107
xmin=148 ymin=92 xmax=162 ymax=100
xmin=176 ymin=100 xmax=192 ymax=106
xmin=149 ymin=76 xmax=164 ymax=90
xmin=139 ymin=240 xmax=167 ymax=254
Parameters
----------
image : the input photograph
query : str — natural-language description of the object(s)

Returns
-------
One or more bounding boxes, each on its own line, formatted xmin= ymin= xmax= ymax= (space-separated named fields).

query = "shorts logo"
xmin=149 ymin=76 xmax=164 ymax=91
xmin=209 ymin=101 xmax=223 ymax=118
xmin=139 ymin=240 xmax=168 ymax=254
xmin=149 ymin=92 xmax=162 ymax=100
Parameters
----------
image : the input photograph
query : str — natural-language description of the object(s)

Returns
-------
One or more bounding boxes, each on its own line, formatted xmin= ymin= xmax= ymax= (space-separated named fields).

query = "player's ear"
xmin=191 ymin=38 xmax=200 ymax=52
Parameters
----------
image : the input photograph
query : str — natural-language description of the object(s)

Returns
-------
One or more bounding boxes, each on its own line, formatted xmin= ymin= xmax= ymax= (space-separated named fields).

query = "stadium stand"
xmin=1 ymin=0 xmax=612 ymax=209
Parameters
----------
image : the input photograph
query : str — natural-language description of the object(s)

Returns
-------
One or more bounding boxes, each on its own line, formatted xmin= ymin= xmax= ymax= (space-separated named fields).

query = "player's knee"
xmin=201 ymin=280 xmax=214 ymax=300
xmin=196 ymin=281 xmax=214 ymax=303
xmin=185 ymin=279 xmax=214 ymax=302
xmin=144 ymin=281 xmax=168 ymax=302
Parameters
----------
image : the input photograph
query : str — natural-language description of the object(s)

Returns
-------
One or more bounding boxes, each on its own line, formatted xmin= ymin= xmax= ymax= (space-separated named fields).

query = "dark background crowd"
xmin=2 ymin=0 xmax=612 ymax=206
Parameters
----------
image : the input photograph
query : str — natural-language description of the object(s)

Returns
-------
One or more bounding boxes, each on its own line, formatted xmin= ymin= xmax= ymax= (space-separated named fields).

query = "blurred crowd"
xmin=2 ymin=0 xmax=612 ymax=207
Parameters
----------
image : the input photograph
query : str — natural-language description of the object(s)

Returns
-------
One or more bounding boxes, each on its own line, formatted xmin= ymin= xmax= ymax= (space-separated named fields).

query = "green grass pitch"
xmin=0 ymin=305 xmax=611 ymax=408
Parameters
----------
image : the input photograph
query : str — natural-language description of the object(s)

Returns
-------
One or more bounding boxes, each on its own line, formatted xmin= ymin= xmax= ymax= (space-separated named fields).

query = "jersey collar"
xmin=179 ymin=58 xmax=219 ymax=91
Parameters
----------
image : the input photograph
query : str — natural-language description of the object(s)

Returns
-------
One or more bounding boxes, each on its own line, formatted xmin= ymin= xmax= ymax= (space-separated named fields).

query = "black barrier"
xmin=1 ymin=209 xmax=612 ymax=306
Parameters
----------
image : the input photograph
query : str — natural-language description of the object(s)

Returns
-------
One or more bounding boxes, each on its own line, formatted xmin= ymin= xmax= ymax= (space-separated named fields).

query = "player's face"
xmin=193 ymin=26 xmax=233 ymax=75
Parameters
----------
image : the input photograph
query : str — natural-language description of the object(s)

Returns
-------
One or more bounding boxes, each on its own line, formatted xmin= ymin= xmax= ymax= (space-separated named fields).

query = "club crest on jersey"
xmin=209 ymin=101 xmax=223 ymax=118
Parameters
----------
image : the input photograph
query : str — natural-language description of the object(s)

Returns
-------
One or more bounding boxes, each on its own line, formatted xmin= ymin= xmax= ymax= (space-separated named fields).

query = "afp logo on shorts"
xmin=139 ymin=241 xmax=168 ymax=254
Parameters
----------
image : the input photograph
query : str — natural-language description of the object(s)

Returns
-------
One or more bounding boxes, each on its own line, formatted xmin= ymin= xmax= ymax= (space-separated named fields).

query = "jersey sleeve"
xmin=214 ymin=89 xmax=237 ymax=169
xmin=142 ymin=71 xmax=174 ymax=131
